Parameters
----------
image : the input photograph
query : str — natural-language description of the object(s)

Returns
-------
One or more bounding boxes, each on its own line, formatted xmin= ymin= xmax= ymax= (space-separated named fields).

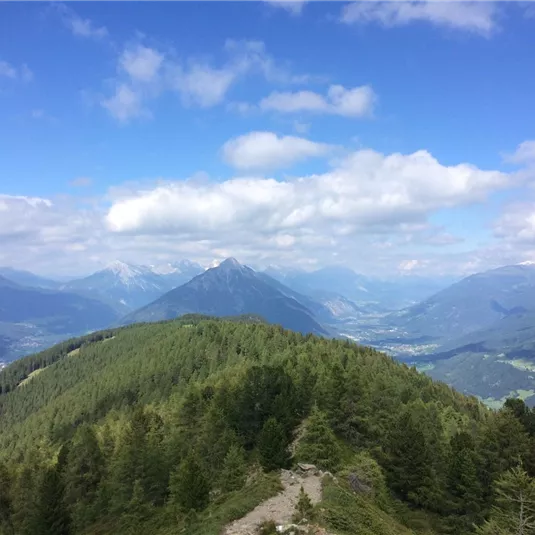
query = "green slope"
xmin=0 ymin=316 xmax=534 ymax=535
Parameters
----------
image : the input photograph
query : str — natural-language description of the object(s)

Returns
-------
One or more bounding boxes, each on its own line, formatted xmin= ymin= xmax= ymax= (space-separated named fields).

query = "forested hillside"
xmin=0 ymin=317 xmax=534 ymax=535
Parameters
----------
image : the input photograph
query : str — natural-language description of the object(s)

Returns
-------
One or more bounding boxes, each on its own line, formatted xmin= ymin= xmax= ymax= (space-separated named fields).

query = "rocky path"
xmin=224 ymin=469 xmax=323 ymax=535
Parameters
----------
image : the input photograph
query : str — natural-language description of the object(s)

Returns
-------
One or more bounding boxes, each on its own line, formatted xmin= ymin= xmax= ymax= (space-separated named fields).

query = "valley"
xmin=2 ymin=258 xmax=535 ymax=409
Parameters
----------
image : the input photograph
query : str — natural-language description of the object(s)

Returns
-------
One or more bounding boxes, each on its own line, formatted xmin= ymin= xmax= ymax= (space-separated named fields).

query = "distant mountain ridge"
xmin=0 ymin=268 xmax=60 ymax=290
xmin=389 ymin=263 xmax=535 ymax=341
xmin=61 ymin=260 xmax=204 ymax=312
xmin=121 ymin=258 xmax=328 ymax=336
xmin=264 ymin=265 xmax=455 ymax=310
xmin=0 ymin=274 xmax=119 ymax=361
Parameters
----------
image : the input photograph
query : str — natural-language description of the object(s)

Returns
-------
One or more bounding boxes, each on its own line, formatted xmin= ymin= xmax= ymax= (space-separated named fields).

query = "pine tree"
xmin=34 ymin=467 xmax=71 ymax=535
xmin=169 ymin=452 xmax=210 ymax=512
xmin=0 ymin=463 xmax=13 ymax=535
xmin=121 ymin=479 xmax=151 ymax=535
xmin=63 ymin=424 xmax=104 ymax=530
xmin=385 ymin=409 xmax=435 ymax=508
xmin=295 ymin=407 xmax=341 ymax=472
xmin=219 ymin=445 xmax=247 ymax=493
xmin=258 ymin=417 xmax=291 ymax=472
xmin=476 ymin=465 xmax=535 ymax=535
xmin=11 ymin=465 xmax=38 ymax=535
xmin=293 ymin=486 xmax=313 ymax=523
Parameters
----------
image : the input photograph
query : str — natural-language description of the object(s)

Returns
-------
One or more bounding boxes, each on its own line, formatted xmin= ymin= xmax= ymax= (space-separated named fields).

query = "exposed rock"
xmin=224 ymin=469 xmax=322 ymax=535
xmin=347 ymin=472 xmax=372 ymax=494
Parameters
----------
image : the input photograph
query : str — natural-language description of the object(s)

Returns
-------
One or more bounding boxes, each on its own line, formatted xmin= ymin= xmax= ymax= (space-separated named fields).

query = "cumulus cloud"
xmin=106 ymin=147 xmax=510 ymax=239
xmin=100 ymin=39 xmax=312 ymax=121
xmin=120 ymin=45 xmax=163 ymax=82
xmin=2 ymin=144 xmax=527 ymax=278
xmin=341 ymin=1 xmax=499 ymax=36
xmin=266 ymin=0 xmax=306 ymax=15
xmin=260 ymin=85 xmax=376 ymax=117
xmin=0 ymin=60 xmax=33 ymax=82
xmin=57 ymin=4 xmax=108 ymax=40
xmin=170 ymin=63 xmax=236 ymax=107
xmin=504 ymin=140 xmax=535 ymax=166
xmin=222 ymin=132 xmax=332 ymax=170
xmin=101 ymin=84 xmax=148 ymax=123
xmin=495 ymin=202 xmax=535 ymax=244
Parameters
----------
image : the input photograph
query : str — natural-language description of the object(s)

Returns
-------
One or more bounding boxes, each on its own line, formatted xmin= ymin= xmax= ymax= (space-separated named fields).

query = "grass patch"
xmin=18 ymin=367 xmax=45 ymax=387
xmin=316 ymin=477 xmax=416 ymax=535
xmin=187 ymin=472 xmax=282 ymax=535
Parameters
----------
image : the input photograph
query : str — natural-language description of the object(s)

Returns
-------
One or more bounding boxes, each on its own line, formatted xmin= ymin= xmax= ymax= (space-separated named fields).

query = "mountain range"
xmin=120 ymin=258 xmax=328 ymax=336
xmin=353 ymin=262 xmax=535 ymax=405
xmin=3 ymin=257 xmax=535 ymax=407
xmin=59 ymin=259 xmax=204 ymax=312
xmin=0 ymin=275 xmax=118 ymax=361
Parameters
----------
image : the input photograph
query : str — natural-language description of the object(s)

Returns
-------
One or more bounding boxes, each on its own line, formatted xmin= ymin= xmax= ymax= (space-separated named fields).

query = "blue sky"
xmin=1 ymin=1 xmax=535 ymax=277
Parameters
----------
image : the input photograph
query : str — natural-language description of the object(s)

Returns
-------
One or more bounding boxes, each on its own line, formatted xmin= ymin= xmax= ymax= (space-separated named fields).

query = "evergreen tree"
xmin=0 ymin=463 xmax=13 ymax=535
xmin=10 ymin=465 xmax=38 ymax=535
xmin=476 ymin=465 xmax=535 ymax=535
xmin=258 ymin=417 xmax=291 ymax=472
xmin=295 ymin=407 xmax=341 ymax=472
xmin=293 ymin=486 xmax=313 ymax=523
xmin=447 ymin=432 xmax=484 ymax=532
xmin=385 ymin=409 xmax=436 ymax=508
xmin=219 ymin=444 xmax=247 ymax=493
xmin=63 ymin=424 xmax=104 ymax=530
xmin=121 ymin=479 xmax=151 ymax=535
xmin=34 ymin=467 xmax=70 ymax=535
xmin=169 ymin=452 xmax=210 ymax=512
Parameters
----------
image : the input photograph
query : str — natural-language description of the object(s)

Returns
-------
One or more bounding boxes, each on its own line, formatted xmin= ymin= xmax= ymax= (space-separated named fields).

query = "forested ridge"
xmin=0 ymin=316 xmax=535 ymax=535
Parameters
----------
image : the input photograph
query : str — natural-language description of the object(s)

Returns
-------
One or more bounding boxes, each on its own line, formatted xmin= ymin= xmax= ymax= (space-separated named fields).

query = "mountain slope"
xmin=62 ymin=259 xmax=203 ymax=312
xmin=388 ymin=263 xmax=535 ymax=341
xmin=0 ymin=316 xmax=527 ymax=535
xmin=265 ymin=266 xmax=454 ymax=310
xmin=0 ymin=267 xmax=60 ymax=289
xmin=121 ymin=258 xmax=327 ymax=335
xmin=0 ymin=275 xmax=119 ymax=361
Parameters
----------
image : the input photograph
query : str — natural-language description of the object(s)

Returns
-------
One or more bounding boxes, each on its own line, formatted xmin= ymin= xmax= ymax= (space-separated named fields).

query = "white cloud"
xmin=106 ymin=147 xmax=510 ymax=238
xmin=495 ymin=202 xmax=535 ymax=243
xmin=0 ymin=60 xmax=33 ymax=82
xmin=266 ymin=0 xmax=305 ymax=15
xmin=222 ymin=132 xmax=332 ymax=170
xmin=120 ymin=45 xmax=163 ymax=82
xmin=341 ymin=1 xmax=498 ymax=36
xmin=100 ymin=39 xmax=310 ymax=121
xmin=260 ymin=85 xmax=376 ymax=117
xmin=101 ymin=84 xmax=147 ymax=123
xmin=170 ymin=63 xmax=236 ymax=107
xmin=0 ymin=61 xmax=16 ymax=79
xmin=58 ymin=5 xmax=108 ymax=40
xmin=224 ymin=39 xmax=311 ymax=85
xmin=3 ymin=143 xmax=527 ymax=278
xmin=504 ymin=140 xmax=535 ymax=165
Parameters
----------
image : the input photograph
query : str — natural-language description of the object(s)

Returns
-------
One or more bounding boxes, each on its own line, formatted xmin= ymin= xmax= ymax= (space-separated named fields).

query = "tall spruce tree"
xmin=63 ymin=424 xmax=104 ymax=530
xmin=476 ymin=465 xmax=535 ymax=535
xmin=219 ymin=444 xmax=247 ymax=493
xmin=258 ymin=417 xmax=291 ymax=472
xmin=0 ymin=463 xmax=13 ymax=535
xmin=385 ymin=409 xmax=435 ymax=508
xmin=169 ymin=452 xmax=210 ymax=512
xmin=295 ymin=407 xmax=341 ymax=472
xmin=34 ymin=467 xmax=71 ymax=535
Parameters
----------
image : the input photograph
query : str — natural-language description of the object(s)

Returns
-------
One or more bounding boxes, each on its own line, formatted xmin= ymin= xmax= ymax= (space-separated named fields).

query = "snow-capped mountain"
xmin=61 ymin=260 xmax=203 ymax=312
xmin=121 ymin=258 xmax=328 ymax=336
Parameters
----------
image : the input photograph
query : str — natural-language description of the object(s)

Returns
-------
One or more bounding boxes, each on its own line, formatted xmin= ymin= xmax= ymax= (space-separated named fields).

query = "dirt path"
xmin=224 ymin=470 xmax=323 ymax=535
